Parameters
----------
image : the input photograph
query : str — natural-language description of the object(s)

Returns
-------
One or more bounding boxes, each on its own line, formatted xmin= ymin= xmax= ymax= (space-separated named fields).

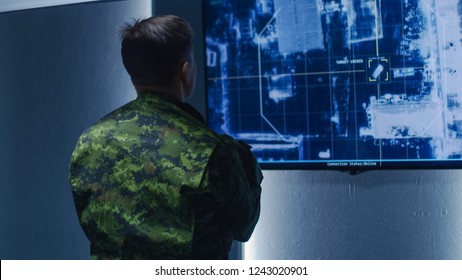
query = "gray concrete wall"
xmin=245 ymin=169 xmax=462 ymax=259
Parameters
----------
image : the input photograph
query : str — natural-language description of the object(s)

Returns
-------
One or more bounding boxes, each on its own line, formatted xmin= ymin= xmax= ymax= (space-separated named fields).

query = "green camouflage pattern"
xmin=69 ymin=93 xmax=262 ymax=259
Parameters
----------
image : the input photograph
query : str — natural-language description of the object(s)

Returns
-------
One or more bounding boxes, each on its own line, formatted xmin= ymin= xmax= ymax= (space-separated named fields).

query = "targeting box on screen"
xmin=204 ymin=0 xmax=462 ymax=171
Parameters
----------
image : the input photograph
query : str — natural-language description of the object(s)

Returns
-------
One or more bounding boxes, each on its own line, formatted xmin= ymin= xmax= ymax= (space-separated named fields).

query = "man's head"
xmin=120 ymin=15 xmax=196 ymax=100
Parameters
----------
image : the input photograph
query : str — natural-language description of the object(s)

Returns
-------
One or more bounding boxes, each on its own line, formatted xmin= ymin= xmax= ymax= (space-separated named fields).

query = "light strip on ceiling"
xmin=0 ymin=0 xmax=126 ymax=13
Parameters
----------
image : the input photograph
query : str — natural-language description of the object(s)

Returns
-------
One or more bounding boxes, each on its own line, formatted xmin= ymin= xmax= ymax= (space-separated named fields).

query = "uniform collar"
xmin=137 ymin=92 xmax=206 ymax=124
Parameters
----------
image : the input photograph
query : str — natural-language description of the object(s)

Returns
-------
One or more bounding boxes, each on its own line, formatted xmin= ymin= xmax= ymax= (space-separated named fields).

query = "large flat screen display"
xmin=204 ymin=0 xmax=462 ymax=171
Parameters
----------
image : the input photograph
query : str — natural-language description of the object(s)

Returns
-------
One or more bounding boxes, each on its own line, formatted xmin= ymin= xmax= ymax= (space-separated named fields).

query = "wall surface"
xmin=0 ymin=0 xmax=151 ymax=259
xmin=245 ymin=169 xmax=462 ymax=259
xmin=157 ymin=0 xmax=462 ymax=260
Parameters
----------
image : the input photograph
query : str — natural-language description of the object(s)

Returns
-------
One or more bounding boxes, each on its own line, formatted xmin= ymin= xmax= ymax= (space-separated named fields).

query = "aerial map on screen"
xmin=204 ymin=0 xmax=462 ymax=169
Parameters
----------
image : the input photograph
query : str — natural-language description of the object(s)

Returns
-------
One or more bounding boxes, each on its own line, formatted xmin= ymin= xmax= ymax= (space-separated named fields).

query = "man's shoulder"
xmin=213 ymin=134 xmax=254 ymax=158
xmin=79 ymin=101 xmax=136 ymax=135
xmin=208 ymin=134 xmax=262 ymax=184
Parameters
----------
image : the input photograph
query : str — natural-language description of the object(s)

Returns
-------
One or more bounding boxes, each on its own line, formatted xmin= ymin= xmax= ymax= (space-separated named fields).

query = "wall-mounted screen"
xmin=204 ymin=0 xmax=462 ymax=171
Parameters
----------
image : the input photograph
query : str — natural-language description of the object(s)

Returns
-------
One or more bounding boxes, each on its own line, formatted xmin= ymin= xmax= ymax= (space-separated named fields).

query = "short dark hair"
xmin=119 ymin=15 xmax=194 ymax=87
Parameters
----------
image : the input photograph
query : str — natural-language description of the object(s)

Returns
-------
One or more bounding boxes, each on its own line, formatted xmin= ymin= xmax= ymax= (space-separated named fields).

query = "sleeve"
xmin=68 ymin=136 xmax=97 ymax=244
xmin=204 ymin=136 xmax=263 ymax=242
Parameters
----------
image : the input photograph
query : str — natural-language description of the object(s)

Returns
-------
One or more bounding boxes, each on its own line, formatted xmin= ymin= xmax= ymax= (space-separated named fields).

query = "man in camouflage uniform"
xmin=69 ymin=15 xmax=262 ymax=259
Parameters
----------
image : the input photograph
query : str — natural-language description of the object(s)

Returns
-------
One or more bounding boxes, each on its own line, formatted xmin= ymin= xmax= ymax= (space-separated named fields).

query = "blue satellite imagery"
xmin=204 ymin=0 xmax=462 ymax=168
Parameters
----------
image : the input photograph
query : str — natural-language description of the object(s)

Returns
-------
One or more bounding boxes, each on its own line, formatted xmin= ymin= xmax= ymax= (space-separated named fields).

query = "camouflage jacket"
xmin=69 ymin=92 xmax=262 ymax=259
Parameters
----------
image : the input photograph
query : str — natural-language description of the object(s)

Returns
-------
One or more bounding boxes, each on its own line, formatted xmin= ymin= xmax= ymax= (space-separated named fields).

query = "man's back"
xmin=70 ymin=92 xmax=262 ymax=259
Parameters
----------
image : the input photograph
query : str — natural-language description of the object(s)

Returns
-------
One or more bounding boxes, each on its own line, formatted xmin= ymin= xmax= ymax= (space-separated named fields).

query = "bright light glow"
xmin=0 ymin=0 xmax=125 ymax=13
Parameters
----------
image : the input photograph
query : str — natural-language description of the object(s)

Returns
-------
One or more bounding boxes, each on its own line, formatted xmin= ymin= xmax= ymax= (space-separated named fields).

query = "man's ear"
xmin=180 ymin=59 xmax=196 ymax=99
xmin=181 ymin=60 xmax=192 ymax=84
